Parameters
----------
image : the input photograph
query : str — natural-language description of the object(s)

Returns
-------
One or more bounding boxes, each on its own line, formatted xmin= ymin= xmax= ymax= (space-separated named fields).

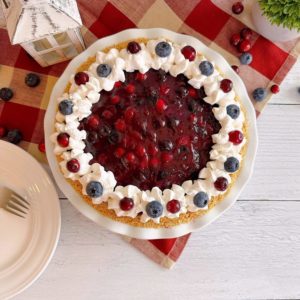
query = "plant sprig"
xmin=259 ymin=0 xmax=300 ymax=31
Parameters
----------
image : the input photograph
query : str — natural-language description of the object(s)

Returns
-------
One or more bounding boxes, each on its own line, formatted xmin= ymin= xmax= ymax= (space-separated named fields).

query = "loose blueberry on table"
xmin=79 ymin=69 xmax=222 ymax=191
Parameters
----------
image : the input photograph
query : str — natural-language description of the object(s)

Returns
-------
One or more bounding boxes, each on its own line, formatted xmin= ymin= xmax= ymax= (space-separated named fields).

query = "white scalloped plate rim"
xmin=45 ymin=28 xmax=258 ymax=239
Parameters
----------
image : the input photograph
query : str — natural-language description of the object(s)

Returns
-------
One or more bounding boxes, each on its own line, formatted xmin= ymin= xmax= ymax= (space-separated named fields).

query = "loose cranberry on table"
xmin=232 ymin=2 xmax=244 ymax=14
xmin=38 ymin=142 xmax=46 ymax=153
xmin=230 ymin=33 xmax=241 ymax=47
xmin=238 ymin=39 xmax=251 ymax=53
xmin=74 ymin=72 xmax=89 ymax=85
xmin=240 ymin=28 xmax=253 ymax=40
xmin=270 ymin=84 xmax=280 ymax=94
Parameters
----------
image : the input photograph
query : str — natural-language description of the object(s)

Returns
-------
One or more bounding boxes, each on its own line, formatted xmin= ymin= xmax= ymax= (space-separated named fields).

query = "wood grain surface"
xmin=15 ymin=60 xmax=300 ymax=300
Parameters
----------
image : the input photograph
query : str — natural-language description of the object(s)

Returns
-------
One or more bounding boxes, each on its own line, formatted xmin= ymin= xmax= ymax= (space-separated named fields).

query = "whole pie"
xmin=51 ymin=38 xmax=247 ymax=228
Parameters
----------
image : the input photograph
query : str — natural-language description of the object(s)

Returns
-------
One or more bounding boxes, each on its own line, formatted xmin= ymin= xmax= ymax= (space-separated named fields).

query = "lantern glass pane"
xmin=40 ymin=50 xmax=63 ymax=64
xmin=33 ymin=38 xmax=52 ymax=51
xmin=54 ymin=32 xmax=72 ymax=46
xmin=61 ymin=45 xmax=78 ymax=59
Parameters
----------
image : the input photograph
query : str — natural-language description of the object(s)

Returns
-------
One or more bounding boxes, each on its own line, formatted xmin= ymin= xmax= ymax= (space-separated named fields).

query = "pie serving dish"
xmin=44 ymin=28 xmax=257 ymax=239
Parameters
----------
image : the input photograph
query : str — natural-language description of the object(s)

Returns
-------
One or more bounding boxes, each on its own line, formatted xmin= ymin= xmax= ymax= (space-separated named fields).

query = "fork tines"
xmin=5 ymin=192 xmax=30 ymax=218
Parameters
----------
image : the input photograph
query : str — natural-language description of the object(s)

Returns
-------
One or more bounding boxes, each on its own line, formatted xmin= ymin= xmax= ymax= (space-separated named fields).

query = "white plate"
xmin=45 ymin=28 xmax=258 ymax=240
xmin=0 ymin=141 xmax=61 ymax=299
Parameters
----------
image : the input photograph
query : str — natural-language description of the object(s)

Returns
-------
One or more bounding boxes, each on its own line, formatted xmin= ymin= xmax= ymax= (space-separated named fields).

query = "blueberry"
xmin=155 ymin=42 xmax=172 ymax=57
xmin=59 ymin=99 xmax=73 ymax=115
xmin=253 ymin=87 xmax=267 ymax=102
xmin=25 ymin=73 xmax=40 ymax=87
xmin=7 ymin=129 xmax=22 ymax=144
xmin=86 ymin=181 xmax=103 ymax=198
xmin=224 ymin=157 xmax=239 ymax=173
xmin=199 ymin=61 xmax=214 ymax=76
xmin=239 ymin=52 xmax=253 ymax=65
xmin=226 ymin=104 xmax=240 ymax=119
xmin=159 ymin=140 xmax=173 ymax=151
xmin=0 ymin=87 xmax=14 ymax=101
xmin=146 ymin=201 xmax=163 ymax=218
xmin=96 ymin=64 xmax=112 ymax=77
xmin=193 ymin=191 xmax=209 ymax=208
xmin=108 ymin=130 xmax=122 ymax=145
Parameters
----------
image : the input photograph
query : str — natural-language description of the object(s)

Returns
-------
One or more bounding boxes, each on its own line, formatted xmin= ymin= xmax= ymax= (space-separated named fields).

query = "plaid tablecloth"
xmin=0 ymin=0 xmax=299 ymax=269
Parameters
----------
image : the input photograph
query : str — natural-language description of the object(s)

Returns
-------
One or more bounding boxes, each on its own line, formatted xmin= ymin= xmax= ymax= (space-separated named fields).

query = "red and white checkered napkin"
xmin=0 ymin=0 xmax=298 ymax=268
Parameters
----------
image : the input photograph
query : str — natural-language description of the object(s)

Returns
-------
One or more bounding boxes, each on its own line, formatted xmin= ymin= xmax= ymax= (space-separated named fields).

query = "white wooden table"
xmin=16 ymin=60 xmax=300 ymax=300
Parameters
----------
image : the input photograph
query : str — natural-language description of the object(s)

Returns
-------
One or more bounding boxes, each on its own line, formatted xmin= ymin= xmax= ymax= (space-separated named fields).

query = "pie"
xmin=51 ymin=38 xmax=247 ymax=228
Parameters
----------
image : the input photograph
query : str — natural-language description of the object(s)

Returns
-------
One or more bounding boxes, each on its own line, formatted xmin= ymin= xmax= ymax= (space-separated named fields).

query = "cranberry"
xmin=74 ymin=72 xmax=89 ymax=85
xmin=220 ymin=79 xmax=233 ymax=93
xmin=67 ymin=159 xmax=80 ymax=173
xmin=238 ymin=40 xmax=251 ymax=52
xmin=232 ymin=2 xmax=244 ymax=14
xmin=178 ymin=136 xmax=190 ymax=145
xmin=149 ymin=157 xmax=159 ymax=168
xmin=160 ymin=84 xmax=170 ymax=95
xmin=127 ymin=41 xmax=141 ymax=54
xmin=119 ymin=197 xmax=134 ymax=211
xmin=230 ymin=33 xmax=241 ymax=46
xmin=87 ymin=115 xmax=100 ymax=129
xmin=0 ymin=126 xmax=7 ymax=138
xmin=231 ymin=65 xmax=240 ymax=74
xmin=136 ymin=144 xmax=146 ymax=157
xmin=114 ymin=119 xmax=126 ymax=132
xmin=38 ymin=142 xmax=46 ymax=153
xmin=102 ymin=110 xmax=113 ymax=120
xmin=124 ymin=107 xmax=136 ymax=122
xmin=136 ymin=72 xmax=148 ymax=81
xmin=181 ymin=45 xmax=196 ymax=61
xmin=214 ymin=177 xmax=228 ymax=191
xmin=155 ymin=98 xmax=167 ymax=113
xmin=125 ymin=152 xmax=136 ymax=163
xmin=111 ymin=95 xmax=120 ymax=104
xmin=189 ymin=113 xmax=197 ymax=123
xmin=188 ymin=88 xmax=197 ymax=97
xmin=114 ymin=147 xmax=125 ymax=158
xmin=114 ymin=81 xmax=122 ymax=88
xmin=229 ymin=130 xmax=244 ymax=145
xmin=240 ymin=28 xmax=253 ymax=40
xmin=166 ymin=199 xmax=181 ymax=213
xmin=148 ymin=144 xmax=159 ymax=156
xmin=271 ymin=84 xmax=280 ymax=94
xmin=161 ymin=152 xmax=173 ymax=163
xmin=57 ymin=133 xmax=70 ymax=147
xmin=126 ymin=84 xmax=135 ymax=94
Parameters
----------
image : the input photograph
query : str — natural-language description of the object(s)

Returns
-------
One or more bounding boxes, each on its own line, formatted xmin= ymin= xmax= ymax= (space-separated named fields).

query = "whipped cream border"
xmin=51 ymin=39 xmax=246 ymax=223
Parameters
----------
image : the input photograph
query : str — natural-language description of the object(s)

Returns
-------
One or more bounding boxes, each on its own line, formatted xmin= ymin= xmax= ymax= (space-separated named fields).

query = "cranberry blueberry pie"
xmin=51 ymin=38 xmax=247 ymax=228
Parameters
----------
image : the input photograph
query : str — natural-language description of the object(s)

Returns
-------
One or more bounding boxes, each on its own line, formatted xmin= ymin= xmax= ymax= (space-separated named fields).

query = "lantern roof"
xmin=1 ymin=0 xmax=82 ymax=44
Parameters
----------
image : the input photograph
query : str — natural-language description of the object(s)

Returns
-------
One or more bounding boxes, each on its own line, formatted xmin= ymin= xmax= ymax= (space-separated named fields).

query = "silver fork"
xmin=0 ymin=187 xmax=30 ymax=218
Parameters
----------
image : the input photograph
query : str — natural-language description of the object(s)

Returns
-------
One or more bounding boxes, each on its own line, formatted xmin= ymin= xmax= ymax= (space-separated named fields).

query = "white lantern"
xmin=0 ymin=0 xmax=85 ymax=66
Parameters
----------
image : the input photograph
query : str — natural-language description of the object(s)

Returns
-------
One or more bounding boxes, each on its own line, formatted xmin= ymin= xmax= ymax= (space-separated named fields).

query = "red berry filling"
xmin=229 ymin=130 xmax=244 ymax=145
xmin=119 ymin=197 xmax=134 ymax=211
xmin=67 ymin=158 xmax=80 ymax=173
xmin=57 ymin=133 xmax=70 ymax=147
xmin=79 ymin=69 xmax=221 ymax=190
xmin=240 ymin=28 xmax=253 ymax=40
xmin=181 ymin=45 xmax=196 ymax=61
xmin=75 ymin=72 xmax=89 ymax=85
xmin=87 ymin=115 xmax=100 ymax=129
xmin=166 ymin=199 xmax=181 ymax=213
xmin=230 ymin=34 xmax=240 ymax=46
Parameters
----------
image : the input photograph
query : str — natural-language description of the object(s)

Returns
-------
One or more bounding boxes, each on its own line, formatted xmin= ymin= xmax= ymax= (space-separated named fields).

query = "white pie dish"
xmin=44 ymin=28 xmax=258 ymax=239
